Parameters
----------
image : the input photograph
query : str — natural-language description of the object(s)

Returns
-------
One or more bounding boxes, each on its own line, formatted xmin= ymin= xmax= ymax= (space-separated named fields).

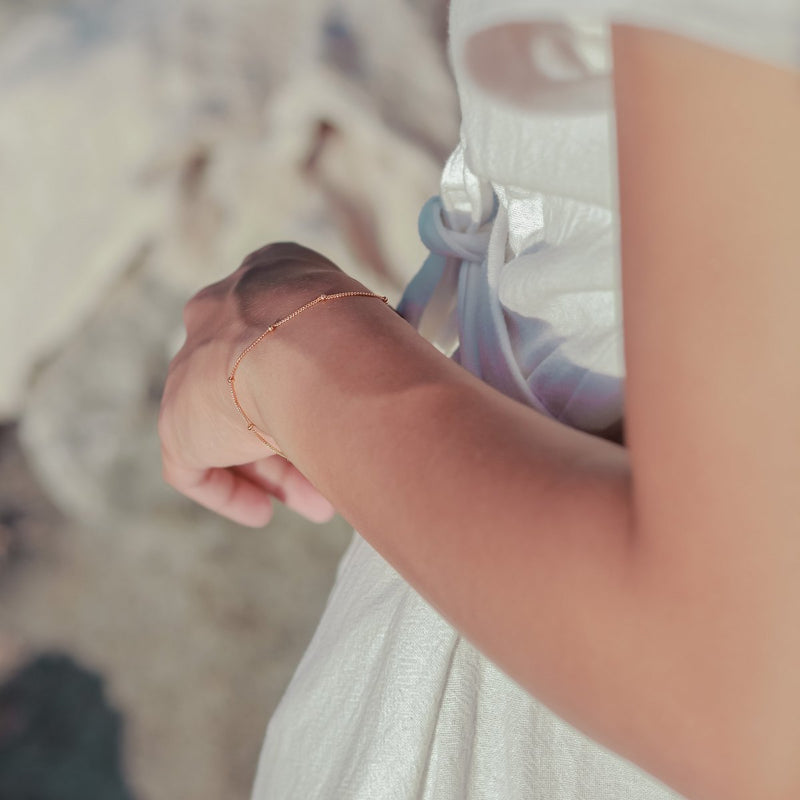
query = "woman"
xmin=158 ymin=1 xmax=800 ymax=798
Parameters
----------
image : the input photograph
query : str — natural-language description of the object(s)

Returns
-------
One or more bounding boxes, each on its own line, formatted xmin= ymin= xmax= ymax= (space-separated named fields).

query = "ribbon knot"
xmin=397 ymin=196 xmax=493 ymax=348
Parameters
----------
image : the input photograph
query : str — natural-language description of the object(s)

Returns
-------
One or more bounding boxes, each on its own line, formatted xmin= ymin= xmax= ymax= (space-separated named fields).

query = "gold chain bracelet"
xmin=227 ymin=290 xmax=389 ymax=458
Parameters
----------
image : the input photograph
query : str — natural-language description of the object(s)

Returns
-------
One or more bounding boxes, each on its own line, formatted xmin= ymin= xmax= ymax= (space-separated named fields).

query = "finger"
xmin=163 ymin=458 xmax=274 ymax=528
xmin=247 ymin=459 xmax=337 ymax=524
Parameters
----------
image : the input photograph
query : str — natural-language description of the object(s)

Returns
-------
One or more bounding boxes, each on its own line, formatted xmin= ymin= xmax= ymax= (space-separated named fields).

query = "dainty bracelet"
xmin=227 ymin=290 xmax=389 ymax=458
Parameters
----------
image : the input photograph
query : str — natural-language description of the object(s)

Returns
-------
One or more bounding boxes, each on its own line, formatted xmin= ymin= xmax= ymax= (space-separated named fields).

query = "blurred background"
xmin=0 ymin=0 xmax=456 ymax=796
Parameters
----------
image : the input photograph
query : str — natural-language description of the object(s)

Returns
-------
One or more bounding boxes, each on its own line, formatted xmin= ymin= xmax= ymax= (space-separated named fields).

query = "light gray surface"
xmin=0 ymin=0 xmax=455 ymax=797
xmin=0 ymin=477 xmax=355 ymax=800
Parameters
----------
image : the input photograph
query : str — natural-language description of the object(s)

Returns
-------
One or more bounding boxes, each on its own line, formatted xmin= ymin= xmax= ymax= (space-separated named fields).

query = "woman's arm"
xmin=159 ymin=26 xmax=800 ymax=800
xmin=611 ymin=23 xmax=800 ymax=798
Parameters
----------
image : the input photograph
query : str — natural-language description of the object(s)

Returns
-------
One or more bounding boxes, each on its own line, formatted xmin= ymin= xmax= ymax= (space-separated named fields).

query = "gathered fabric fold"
xmin=397 ymin=195 xmax=492 ymax=353
xmin=398 ymin=177 xmax=625 ymax=436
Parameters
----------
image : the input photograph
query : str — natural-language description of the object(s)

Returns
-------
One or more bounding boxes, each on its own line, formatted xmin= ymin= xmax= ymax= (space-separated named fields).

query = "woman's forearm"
xmin=238 ymin=273 xmax=800 ymax=800
xmin=238 ymin=294 xmax=676 ymax=782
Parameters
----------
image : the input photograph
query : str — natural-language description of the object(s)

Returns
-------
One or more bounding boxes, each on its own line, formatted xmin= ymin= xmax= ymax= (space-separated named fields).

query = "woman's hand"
xmin=158 ymin=242 xmax=366 ymax=527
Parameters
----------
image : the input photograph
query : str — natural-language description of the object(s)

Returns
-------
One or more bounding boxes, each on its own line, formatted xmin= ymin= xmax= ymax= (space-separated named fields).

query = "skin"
xmin=159 ymin=25 xmax=800 ymax=800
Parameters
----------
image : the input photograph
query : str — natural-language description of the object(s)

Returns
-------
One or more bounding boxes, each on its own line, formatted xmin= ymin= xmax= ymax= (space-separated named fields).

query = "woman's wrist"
xmin=241 ymin=293 xmax=418 ymax=463
xmin=228 ymin=272 xmax=396 ymax=458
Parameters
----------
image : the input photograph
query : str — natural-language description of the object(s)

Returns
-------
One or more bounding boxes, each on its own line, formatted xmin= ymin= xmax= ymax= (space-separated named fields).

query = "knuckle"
xmin=181 ymin=301 xmax=194 ymax=329
xmin=239 ymin=241 xmax=332 ymax=272
xmin=241 ymin=242 xmax=297 ymax=266
xmin=181 ymin=292 xmax=205 ymax=328
xmin=183 ymin=279 xmax=230 ymax=326
xmin=191 ymin=279 xmax=225 ymax=301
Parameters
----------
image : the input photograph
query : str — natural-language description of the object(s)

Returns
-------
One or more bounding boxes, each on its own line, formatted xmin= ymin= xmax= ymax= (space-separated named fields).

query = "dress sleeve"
xmin=451 ymin=0 xmax=800 ymax=115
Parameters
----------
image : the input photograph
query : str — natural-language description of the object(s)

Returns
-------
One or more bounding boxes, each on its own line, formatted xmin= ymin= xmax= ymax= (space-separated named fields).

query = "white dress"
xmin=251 ymin=2 xmax=799 ymax=798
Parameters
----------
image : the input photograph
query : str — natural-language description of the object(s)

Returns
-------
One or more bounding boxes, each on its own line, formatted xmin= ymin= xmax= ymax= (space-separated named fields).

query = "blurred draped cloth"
xmin=251 ymin=1 xmax=800 ymax=798
xmin=0 ymin=0 xmax=453 ymax=420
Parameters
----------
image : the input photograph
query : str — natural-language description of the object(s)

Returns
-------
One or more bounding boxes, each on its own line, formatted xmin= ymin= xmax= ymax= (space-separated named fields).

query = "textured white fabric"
xmin=251 ymin=2 xmax=799 ymax=798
